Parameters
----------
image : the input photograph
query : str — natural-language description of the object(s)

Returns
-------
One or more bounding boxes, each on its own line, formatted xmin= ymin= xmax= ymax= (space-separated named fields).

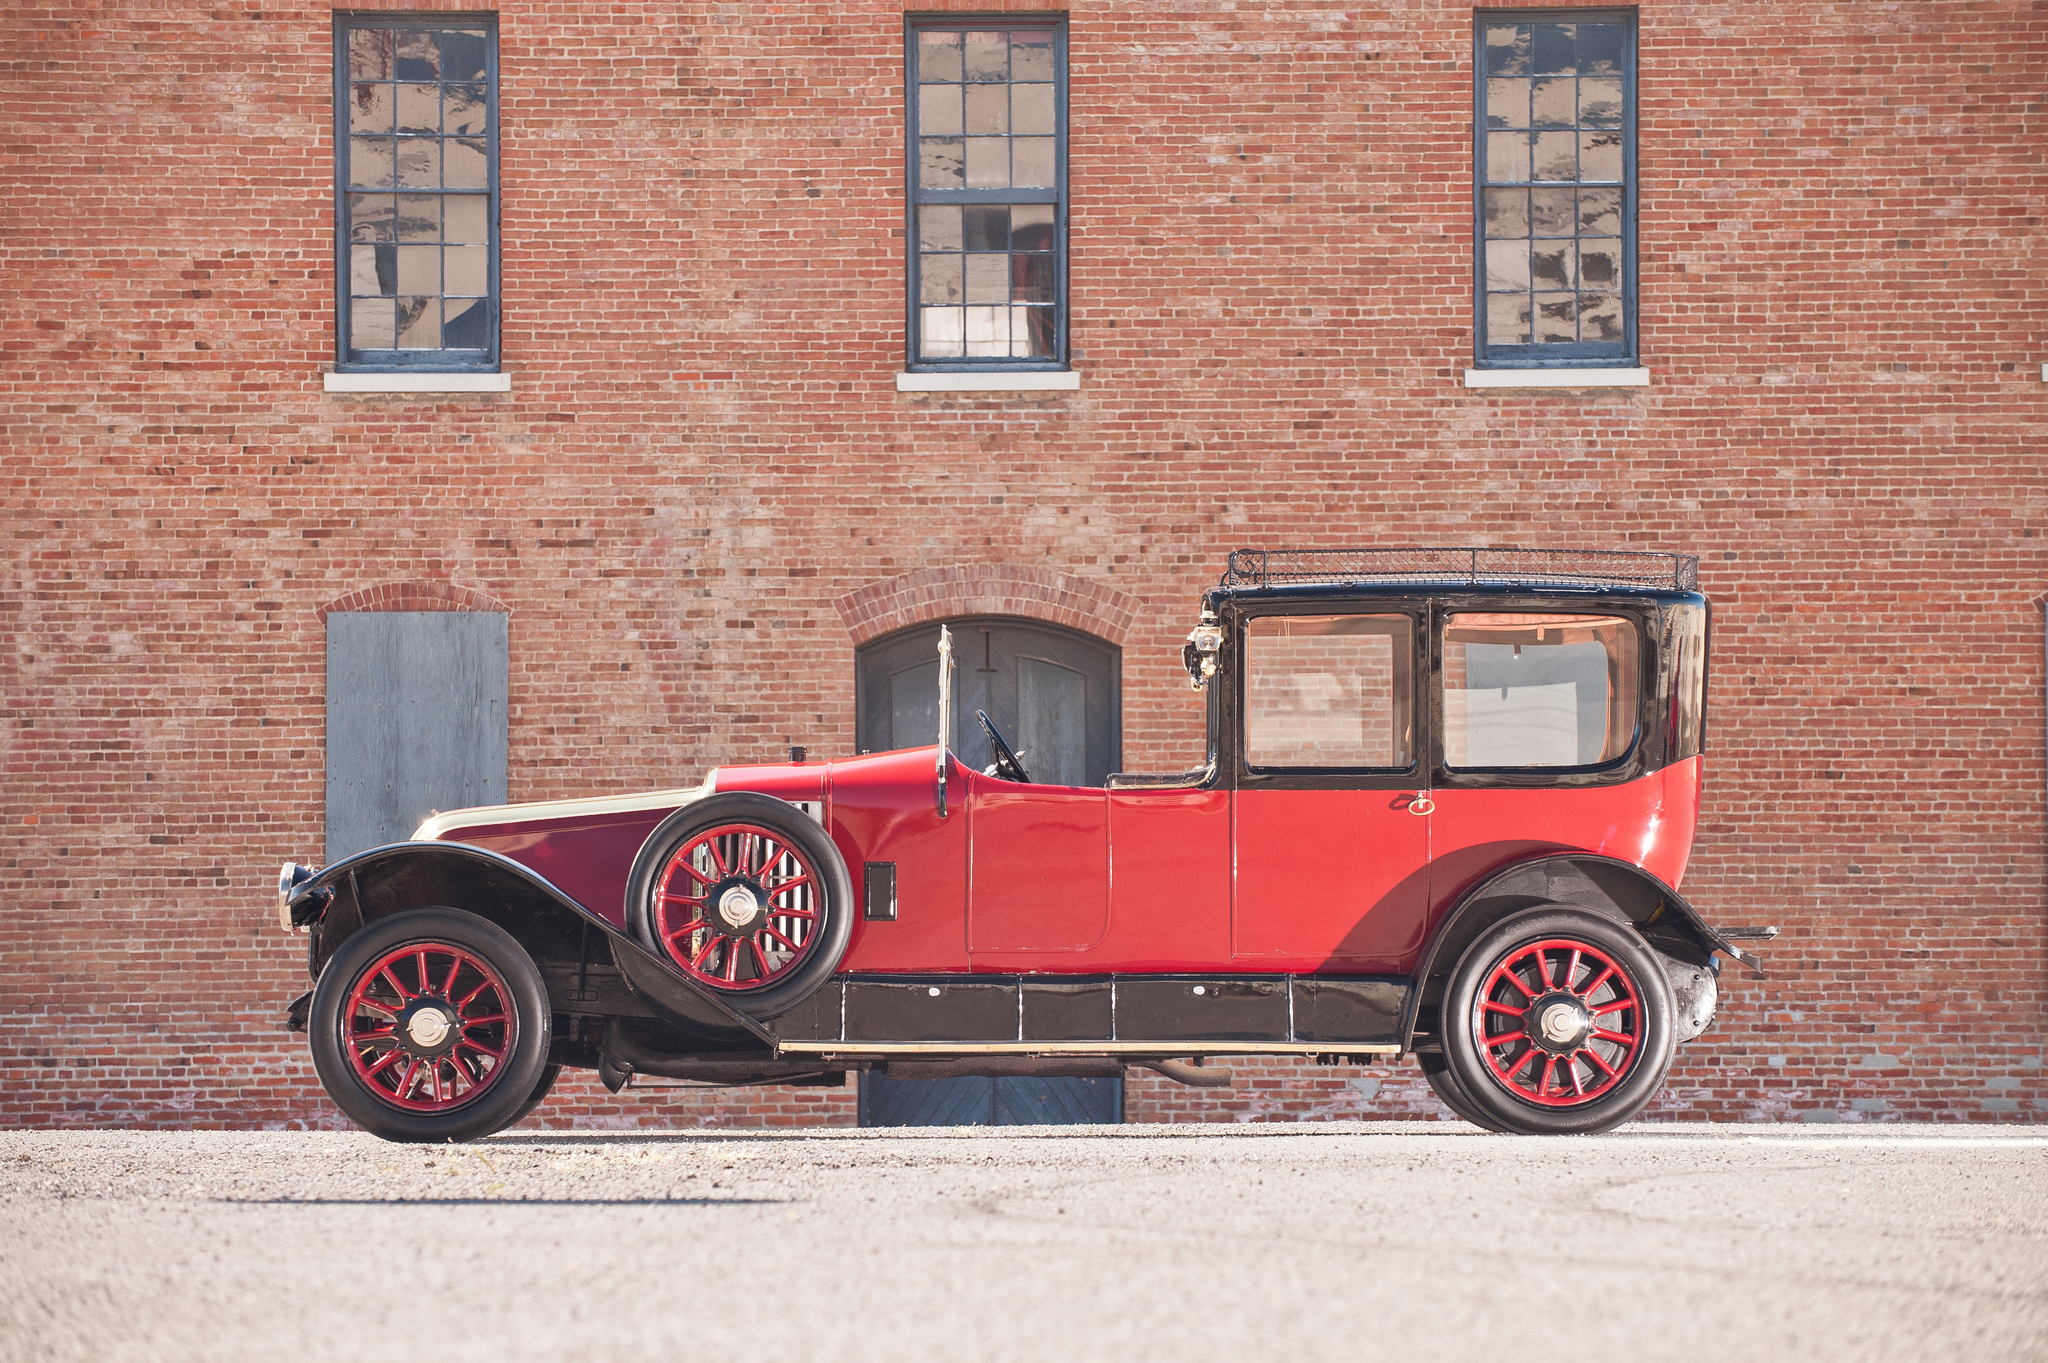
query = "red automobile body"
xmin=435 ymin=747 xmax=1698 ymax=979
xmin=285 ymin=550 xmax=1762 ymax=1114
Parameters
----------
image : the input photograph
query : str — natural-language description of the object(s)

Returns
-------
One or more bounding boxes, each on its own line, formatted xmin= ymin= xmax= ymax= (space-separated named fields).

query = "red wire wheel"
xmin=652 ymin=822 xmax=824 ymax=991
xmin=1472 ymin=937 xmax=1644 ymax=1108
xmin=309 ymin=907 xmax=552 ymax=1143
xmin=342 ymin=941 xmax=517 ymax=1113
xmin=1441 ymin=904 xmax=1676 ymax=1135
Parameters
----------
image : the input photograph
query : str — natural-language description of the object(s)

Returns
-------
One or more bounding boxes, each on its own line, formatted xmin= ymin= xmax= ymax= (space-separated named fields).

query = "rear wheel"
xmin=308 ymin=908 xmax=553 ymax=1144
xmin=1441 ymin=906 xmax=1675 ymax=1136
xmin=1418 ymin=1051 xmax=1509 ymax=1132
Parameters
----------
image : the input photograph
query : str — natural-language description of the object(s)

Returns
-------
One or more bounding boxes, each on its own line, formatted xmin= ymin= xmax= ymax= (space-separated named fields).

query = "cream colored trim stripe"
xmin=412 ymin=773 xmax=714 ymax=841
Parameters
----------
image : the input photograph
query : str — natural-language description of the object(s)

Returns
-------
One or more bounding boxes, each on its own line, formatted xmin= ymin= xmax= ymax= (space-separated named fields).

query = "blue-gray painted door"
xmin=325 ymin=611 xmax=509 ymax=861
xmin=859 ymin=1074 xmax=1122 ymax=1127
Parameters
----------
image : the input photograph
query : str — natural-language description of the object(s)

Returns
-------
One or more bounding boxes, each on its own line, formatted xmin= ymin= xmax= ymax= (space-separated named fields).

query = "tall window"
xmin=1244 ymin=615 xmax=1415 ymax=771
xmin=1441 ymin=613 xmax=1639 ymax=769
xmin=906 ymin=17 xmax=1067 ymax=370
xmin=1474 ymin=10 xmax=1635 ymax=368
xmin=334 ymin=15 xmax=499 ymax=371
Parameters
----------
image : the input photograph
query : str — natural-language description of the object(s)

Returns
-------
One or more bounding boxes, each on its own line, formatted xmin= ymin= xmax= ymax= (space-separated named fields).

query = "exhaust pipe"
xmin=599 ymin=1019 xmax=845 ymax=1091
xmin=1144 ymin=1059 xmax=1233 ymax=1088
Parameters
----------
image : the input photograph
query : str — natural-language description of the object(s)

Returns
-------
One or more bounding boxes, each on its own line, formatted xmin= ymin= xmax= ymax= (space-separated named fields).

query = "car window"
xmin=1442 ymin=613 xmax=1638 ymax=768
xmin=1245 ymin=614 xmax=1414 ymax=769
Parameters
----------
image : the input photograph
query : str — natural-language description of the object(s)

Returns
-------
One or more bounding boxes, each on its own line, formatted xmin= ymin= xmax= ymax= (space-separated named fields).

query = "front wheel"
xmin=1440 ymin=906 xmax=1675 ymax=1136
xmin=308 ymin=908 xmax=554 ymax=1143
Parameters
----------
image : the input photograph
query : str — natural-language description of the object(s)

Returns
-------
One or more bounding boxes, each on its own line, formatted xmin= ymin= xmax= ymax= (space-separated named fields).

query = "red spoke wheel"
xmin=341 ymin=941 xmax=515 ymax=1113
xmin=1441 ymin=906 xmax=1675 ymax=1136
xmin=653 ymin=822 xmax=823 ymax=991
xmin=627 ymin=792 xmax=853 ymax=1020
xmin=308 ymin=907 xmax=552 ymax=1144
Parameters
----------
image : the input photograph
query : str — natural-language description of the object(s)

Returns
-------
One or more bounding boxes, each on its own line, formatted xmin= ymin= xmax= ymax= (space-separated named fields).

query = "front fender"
xmin=1400 ymin=852 xmax=1767 ymax=1051
xmin=279 ymin=841 xmax=773 ymax=1047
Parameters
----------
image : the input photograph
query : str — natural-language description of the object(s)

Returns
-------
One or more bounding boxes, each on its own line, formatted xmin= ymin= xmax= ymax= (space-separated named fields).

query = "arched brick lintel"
xmin=836 ymin=565 xmax=1143 ymax=648
xmin=318 ymin=580 xmax=510 ymax=621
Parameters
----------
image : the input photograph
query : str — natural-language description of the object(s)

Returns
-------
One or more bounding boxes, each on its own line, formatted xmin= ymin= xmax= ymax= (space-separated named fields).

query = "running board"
xmin=767 ymin=973 xmax=1410 ymax=1054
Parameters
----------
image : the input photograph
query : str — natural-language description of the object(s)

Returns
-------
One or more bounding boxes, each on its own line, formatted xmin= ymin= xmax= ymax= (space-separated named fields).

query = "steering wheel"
xmin=974 ymin=709 xmax=1032 ymax=784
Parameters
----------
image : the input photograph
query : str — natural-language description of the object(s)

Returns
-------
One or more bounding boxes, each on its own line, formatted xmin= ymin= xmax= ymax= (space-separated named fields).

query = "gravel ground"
xmin=2 ymin=1123 xmax=2043 ymax=1363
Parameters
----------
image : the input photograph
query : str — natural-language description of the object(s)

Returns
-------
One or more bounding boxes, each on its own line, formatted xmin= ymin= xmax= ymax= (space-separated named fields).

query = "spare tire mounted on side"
xmin=625 ymin=792 xmax=853 ymax=1020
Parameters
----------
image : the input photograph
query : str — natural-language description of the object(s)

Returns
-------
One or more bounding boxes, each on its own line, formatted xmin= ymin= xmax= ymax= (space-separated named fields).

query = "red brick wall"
xmin=3 ymin=1 xmax=2042 ymax=1130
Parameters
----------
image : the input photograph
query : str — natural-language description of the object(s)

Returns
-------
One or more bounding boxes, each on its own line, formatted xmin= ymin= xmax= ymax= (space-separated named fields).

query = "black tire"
xmin=502 ymin=1063 xmax=562 ymax=1128
xmin=1441 ymin=905 xmax=1675 ymax=1136
xmin=308 ymin=907 xmax=554 ymax=1144
xmin=1417 ymin=1051 xmax=1510 ymax=1132
xmin=625 ymin=792 xmax=853 ymax=1020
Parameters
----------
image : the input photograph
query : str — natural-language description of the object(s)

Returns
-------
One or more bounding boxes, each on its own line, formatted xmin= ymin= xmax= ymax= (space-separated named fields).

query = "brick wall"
xmin=3 ymin=0 xmax=2042 ymax=1130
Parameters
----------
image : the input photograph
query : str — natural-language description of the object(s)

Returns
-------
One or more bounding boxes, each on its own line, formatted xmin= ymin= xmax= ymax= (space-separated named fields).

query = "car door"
xmin=1230 ymin=608 xmax=1433 ymax=970
xmin=853 ymin=618 xmax=1118 ymax=956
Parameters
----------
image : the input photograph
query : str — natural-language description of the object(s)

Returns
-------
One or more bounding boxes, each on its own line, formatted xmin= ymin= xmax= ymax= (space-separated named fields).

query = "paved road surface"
xmin=3 ymin=1123 xmax=2043 ymax=1363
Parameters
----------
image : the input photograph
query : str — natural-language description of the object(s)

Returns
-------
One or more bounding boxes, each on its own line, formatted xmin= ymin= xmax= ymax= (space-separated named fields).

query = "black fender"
xmin=284 ymin=841 xmax=773 ymax=1049
xmin=1400 ymin=852 xmax=1764 ymax=1051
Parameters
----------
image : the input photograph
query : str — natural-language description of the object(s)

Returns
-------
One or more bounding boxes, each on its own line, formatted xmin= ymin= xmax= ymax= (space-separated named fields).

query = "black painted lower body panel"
xmin=769 ymin=973 xmax=1409 ymax=1053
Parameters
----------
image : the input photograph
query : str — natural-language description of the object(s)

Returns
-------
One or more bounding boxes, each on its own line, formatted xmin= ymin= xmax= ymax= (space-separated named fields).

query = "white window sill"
xmin=1464 ymin=367 xmax=1649 ymax=389
xmin=325 ymin=372 xmax=511 ymax=393
xmin=896 ymin=371 xmax=1080 ymax=392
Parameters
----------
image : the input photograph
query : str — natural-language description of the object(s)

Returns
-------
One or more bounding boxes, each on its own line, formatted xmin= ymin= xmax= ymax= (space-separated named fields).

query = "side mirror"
xmin=1183 ymin=614 xmax=1223 ymax=690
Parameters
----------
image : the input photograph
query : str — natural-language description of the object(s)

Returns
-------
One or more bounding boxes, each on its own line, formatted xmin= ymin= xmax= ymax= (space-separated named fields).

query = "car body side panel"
xmin=814 ymin=747 xmax=971 ymax=972
xmin=966 ymin=771 xmax=1109 ymax=955
xmin=1417 ymin=755 xmax=1701 ymax=968
xmin=708 ymin=764 xmax=829 ymax=808
xmin=435 ymin=810 xmax=678 ymax=931
xmin=1097 ymin=788 xmax=1232 ymax=971
xmin=1233 ymin=788 xmax=1432 ymax=971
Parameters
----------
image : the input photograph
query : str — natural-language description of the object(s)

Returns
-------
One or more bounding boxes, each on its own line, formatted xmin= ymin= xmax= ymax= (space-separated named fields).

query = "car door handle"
xmin=1408 ymin=796 xmax=1435 ymax=816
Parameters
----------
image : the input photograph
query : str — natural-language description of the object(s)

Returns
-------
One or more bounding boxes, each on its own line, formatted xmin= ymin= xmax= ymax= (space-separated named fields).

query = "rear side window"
xmin=1245 ymin=614 xmax=1414 ymax=769
xmin=1442 ymin=613 xmax=1638 ymax=768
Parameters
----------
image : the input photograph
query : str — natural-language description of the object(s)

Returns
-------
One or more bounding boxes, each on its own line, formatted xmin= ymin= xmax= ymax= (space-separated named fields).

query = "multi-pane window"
xmin=335 ymin=15 xmax=498 ymax=370
xmin=907 ymin=17 xmax=1067 ymax=368
xmin=1475 ymin=11 xmax=1635 ymax=367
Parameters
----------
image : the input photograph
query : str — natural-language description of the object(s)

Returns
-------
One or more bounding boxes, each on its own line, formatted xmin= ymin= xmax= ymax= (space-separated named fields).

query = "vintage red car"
xmin=276 ymin=548 xmax=1772 ymax=1139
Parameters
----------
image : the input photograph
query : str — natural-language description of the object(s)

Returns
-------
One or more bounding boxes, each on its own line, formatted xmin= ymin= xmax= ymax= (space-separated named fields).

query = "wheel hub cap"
xmin=717 ymin=884 xmax=762 ymax=930
xmin=1540 ymin=1003 xmax=1581 ymax=1044
xmin=405 ymin=1003 xmax=455 ymax=1050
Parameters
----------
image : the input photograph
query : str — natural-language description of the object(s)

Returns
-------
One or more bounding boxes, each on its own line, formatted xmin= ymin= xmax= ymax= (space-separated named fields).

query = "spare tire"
xmin=624 ymin=792 xmax=852 ymax=1020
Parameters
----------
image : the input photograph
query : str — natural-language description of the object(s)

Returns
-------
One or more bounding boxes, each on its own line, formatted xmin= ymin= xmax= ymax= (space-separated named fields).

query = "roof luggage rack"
xmin=1221 ymin=547 xmax=1698 ymax=592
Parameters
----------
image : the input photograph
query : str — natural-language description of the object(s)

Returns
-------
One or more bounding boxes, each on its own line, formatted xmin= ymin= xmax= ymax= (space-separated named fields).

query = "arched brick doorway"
xmin=855 ymin=615 xmax=1120 ymax=787
xmin=852 ymin=610 xmax=1124 ymax=1126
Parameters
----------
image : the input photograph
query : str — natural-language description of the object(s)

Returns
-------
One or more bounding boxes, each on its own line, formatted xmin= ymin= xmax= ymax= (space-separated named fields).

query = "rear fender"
xmin=1401 ymin=852 xmax=1760 ymax=1050
xmin=289 ymin=841 xmax=772 ymax=1048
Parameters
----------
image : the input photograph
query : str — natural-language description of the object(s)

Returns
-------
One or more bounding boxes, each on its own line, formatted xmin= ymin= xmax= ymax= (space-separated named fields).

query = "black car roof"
xmin=1203 ymin=548 xmax=1704 ymax=611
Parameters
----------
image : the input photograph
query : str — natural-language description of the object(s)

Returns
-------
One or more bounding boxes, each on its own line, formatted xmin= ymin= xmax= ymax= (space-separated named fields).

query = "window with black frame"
xmin=1475 ymin=11 xmax=1635 ymax=368
xmin=906 ymin=17 xmax=1067 ymax=370
xmin=335 ymin=15 xmax=498 ymax=371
